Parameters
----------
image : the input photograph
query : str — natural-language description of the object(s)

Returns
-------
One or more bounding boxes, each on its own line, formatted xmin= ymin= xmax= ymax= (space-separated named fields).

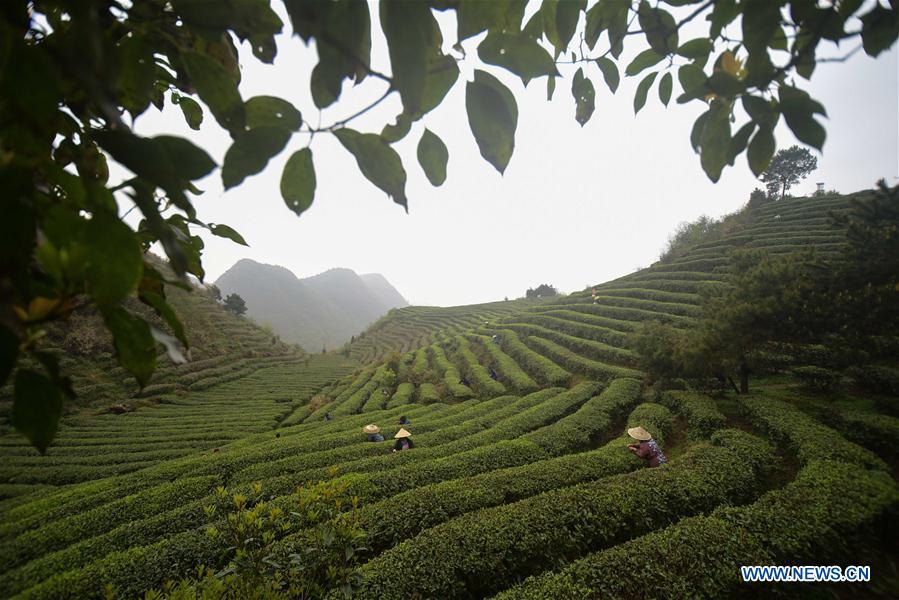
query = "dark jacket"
xmin=633 ymin=439 xmax=667 ymax=468
xmin=393 ymin=437 xmax=414 ymax=451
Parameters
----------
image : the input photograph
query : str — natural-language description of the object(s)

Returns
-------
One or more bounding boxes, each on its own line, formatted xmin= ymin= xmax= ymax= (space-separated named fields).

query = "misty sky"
xmin=123 ymin=2 xmax=899 ymax=307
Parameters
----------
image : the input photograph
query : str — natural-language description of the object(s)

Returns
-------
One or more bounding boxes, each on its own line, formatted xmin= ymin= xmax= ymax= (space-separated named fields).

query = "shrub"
xmin=793 ymin=365 xmax=840 ymax=394
xmin=491 ymin=329 xmax=570 ymax=386
xmin=525 ymin=336 xmax=642 ymax=381
xmin=466 ymin=334 xmax=539 ymax=394
xmin=847 ymin=364 xmax=899 ymax=395
xmin=385 ymin=383 xmax=414 ymax=409
xmin=451 ymin=336 xmax=506 ymax=397
xmin=661 ymin=391 xmax=727 ymax=437
xmin=739 ymin=396 xmax=886 ymax=470
xmin=430 ymin=345 xmax=474 ymax=400
xmin=416 ymin=382 xmax=440 ymax=404
xmin=359 ymin=441 xmax=769 ymax=599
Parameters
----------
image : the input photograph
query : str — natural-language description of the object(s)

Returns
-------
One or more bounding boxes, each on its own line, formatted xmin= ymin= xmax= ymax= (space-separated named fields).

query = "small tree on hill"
xmin=223 ymin=293 xmax=247 ymax=316
xmin=525 ymin=284 xmax=559 ymax=299
xmin=207 ymin=285 xmax=222 ymax=302
xmin=760 ymin=146 xmax=818 ymax=199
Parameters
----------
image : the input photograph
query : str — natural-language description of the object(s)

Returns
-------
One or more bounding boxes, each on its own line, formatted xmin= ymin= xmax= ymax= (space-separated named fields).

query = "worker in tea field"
xmin=363 ymin=424 xmax=384 ymax=442
xmin=393 ymin=428 xmax=414 ymax=452
xmin=398 ymin=415 xmax=412 ymax=425
xmin=626 ymin=426 xmax=668 ymax=468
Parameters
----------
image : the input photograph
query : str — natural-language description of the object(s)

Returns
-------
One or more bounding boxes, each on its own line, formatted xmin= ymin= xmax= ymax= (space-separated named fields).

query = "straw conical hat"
xmin=362 ymin=424 xmax=380 ymax=434
xmin=394 ymin=427 xmax=412 ymax=439
xmin=627 ymin=426 xmax=652 ymax=441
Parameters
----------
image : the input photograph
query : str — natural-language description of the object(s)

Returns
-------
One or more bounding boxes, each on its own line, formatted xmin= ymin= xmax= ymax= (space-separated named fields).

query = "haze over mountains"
xmin=214 ymin=259 xmax=408 ymax=351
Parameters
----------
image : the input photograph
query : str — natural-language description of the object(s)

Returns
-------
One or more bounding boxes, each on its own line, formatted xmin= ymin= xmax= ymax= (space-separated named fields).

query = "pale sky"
xmin=122 ymin=2 xmax=898 ymax=307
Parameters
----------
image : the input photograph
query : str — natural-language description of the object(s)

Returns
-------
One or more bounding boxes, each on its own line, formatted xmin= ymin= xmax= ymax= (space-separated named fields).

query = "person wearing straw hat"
xmin=627 ymin=426 xmax=668 ymax=468
xmin=392 ymin=428 xmax=414 ymax=452
xmin=362 ymin=424 xmax=384 ymax=442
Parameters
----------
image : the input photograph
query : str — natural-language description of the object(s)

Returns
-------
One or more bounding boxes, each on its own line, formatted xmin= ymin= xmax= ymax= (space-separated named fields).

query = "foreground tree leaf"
xmin=222 ymin=127 xmax=292 ymax=189
xmin=466 ymin=70 xmax=518 ymax=174
xmin=281 ymin=148 xmax=317 ymax=216
xmin=334 ymin=128 xmax=408 ymax=209
xmin=102 ymin=306 xmax=157 ymax=388
xmin=478 ymin=32 xmax=559 ymax=84
xmin=181 ymin=51 xmax=246 ymax=134
xmin=245 ymin=96 xmax=302 ymax=131
xmin=417 ymin=129 xmax=449 ymax=186
xmin=571 ymin=68 xmax=596 ymax=126
xmin=86 ymin=211 xmax=143 ymax=307
xmin=12 ymin=369 xmax=63 ymax=454
xmin=595 ymin=57 xmax=620 ymax=93
xmin=209 ymin=224 xmax=249 ymax=246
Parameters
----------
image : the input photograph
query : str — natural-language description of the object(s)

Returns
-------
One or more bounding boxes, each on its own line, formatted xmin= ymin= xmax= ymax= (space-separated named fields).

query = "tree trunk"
xmin=781 ymin=179 xmax=787 ymax=199
xmin=739 ymin=358 xmax=749 ymax=394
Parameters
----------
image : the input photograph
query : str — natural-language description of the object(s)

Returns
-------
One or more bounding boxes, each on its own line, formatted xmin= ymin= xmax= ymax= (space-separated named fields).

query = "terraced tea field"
xmin=1 ymin=193 xmax=896 ymax=598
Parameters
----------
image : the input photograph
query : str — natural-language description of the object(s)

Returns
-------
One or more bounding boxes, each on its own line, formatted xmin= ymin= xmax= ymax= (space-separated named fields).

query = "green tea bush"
xmin=359 ymin=441 xmax=769 ymax=599
xmin=523 ymin=378 xmax=641 ymax=455
xmin=500 ymin=322 xmax=639 ymax=366
xmin=491 ymin=329 xmax=570 ymax=386
xmin=385 ymin=383 xmax=414 ymax=409
xmin=793 ymin=365 xmax=841 ymax=394
xmin=451 ymin=336 xmax=506 ymax=397
xmin=430 ymin=345 xmax=475 ymax=400
xmin=465 ymin=334 xmax=539 ymax=394
xmin=739 ymin=396 xmax=886 ymax=469
xmin=661 ymin=391 xmax=727 ymax=437
xmin=509 ymin=313 xmax=629 ymax=346
xmin=362 ymin=400 xmax=671 ymax=555
xmin=847 ymin=364 xmax=899 ymax=395
xmin=525 ymin=336 xmax=642 ymax=381
xmin=416 ymin=382 xmax=440 ymax=404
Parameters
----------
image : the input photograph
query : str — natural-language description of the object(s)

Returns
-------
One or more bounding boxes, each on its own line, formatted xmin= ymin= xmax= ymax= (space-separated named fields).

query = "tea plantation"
xmin=1 ymin=193 xmax=897 ymax=598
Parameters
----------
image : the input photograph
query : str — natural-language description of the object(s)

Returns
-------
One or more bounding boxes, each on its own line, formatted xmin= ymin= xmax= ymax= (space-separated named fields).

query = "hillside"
xmin=1 ymin=192 xmax=896 ymax=598
xmin=215 ymin=260 xmax=408 ymax=351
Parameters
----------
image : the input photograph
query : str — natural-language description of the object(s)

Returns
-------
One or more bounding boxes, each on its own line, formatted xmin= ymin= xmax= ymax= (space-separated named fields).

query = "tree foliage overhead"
xmin=1 ymin=0 xmax=897 ymax=452
xmin=760 ymin=145 xmax=818 ymax=199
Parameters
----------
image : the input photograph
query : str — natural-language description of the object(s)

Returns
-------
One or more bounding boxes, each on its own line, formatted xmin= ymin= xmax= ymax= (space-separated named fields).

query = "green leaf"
xmin=465 ymin=70 xmax=518 ymax=174
xmin=86 ymin=211 xmax=143 ymax=307
xmin=727 ymin=121 xmax=755 ymax=166
xmin=676 ymin=63 xmax=707 ymax=102
xmin=12 ymin=369 xmax=64 ymax=454
xmin=585 ymin=0 xmax=629 ymax=49
xmin=699 ymin=100 xmax=732 ymax=182
xmin=547 ymin=76 xmax=556 ymax=100
xmin=281 ymin=148 xmax=316 ymax=216
xmin=742 ymin=95 xmax=779 ymax=128
xmin=676 ymin=38 xmax=713 ymax=61
xmin=181 ymin=51 xmax=245 ymax=134
xmin=860 ymin=6 xmax=898 ymax=57
xmin=334 ymin=129 xmax=408 ymax=209
xmin=138 ymin=290 xmax=188 ymax=348
xmin=571 ymin=68 xmax=596 ymax=126
xmin=779 ymin=86 xmax=827 ymax=150
xmin=658 ymin=72 xmax=673 ymax=106
xmin=638 ymin=3 xmax=679 ymax=55
xmin=178 ymin=97 xmax=204 ymax=130
xmin=457 ymin=0 xmax=527 ymax=42
xmin=417 ymin=129 xmax=449 ymax=186
xmin=153 ymin=136 xmax=217 ymax=181
xmin=222 ymin=127 xmax=291 ymax=189
xmin=209 ymin=223 xmax=249 ymax=246
xmin=595 ymin=57 xmax=620 ymax=93
xmin=543 ymin=0 xmax=587 ymax=57
xmin=478 ymin=32 xmax=559 ymax=83
xmin=305 ymin=0 xmax=372 ymax=108
xmin=690 ymin=111 xmax=709 ymax=153
xmin=419 ymin=54 xmax=461 ymax=117
xmin=633 ymin=71 xmax=658 ymax=114
xmin=625 ymin=49 xmax=664 ymax=76
xmin=0 ymin=325 xmax=20 ymax=388
xmin=747 ymin=126 xmax=776 ymax=176
xmin=380 ymin=0 xmax=440 ymax=114
xmin=706 ymin=71 xmax=744 ymax=96
xmin=382 ymin=114 xmax=413 ymax=143
xmin=742 ymin=0 xmax=781 ymax=55
xmin=245 ymin=96 xmax=302 ymax=131
xmin=102 ymin=306 xmax=156 ymax=388
xmin=116 ymin=35 xmax=155 ymax=117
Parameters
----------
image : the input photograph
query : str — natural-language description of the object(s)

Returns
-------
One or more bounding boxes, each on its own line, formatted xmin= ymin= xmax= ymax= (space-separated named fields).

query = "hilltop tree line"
xmin=2 ymin=1 xmax=897 ymax=452
xmin=637 ymin=180 xmax=899 ymax=394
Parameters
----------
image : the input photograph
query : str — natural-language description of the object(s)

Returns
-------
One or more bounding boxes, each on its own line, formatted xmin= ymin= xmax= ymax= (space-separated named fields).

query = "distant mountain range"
xmin=214 ymin=259 xmax=408 ymax=351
